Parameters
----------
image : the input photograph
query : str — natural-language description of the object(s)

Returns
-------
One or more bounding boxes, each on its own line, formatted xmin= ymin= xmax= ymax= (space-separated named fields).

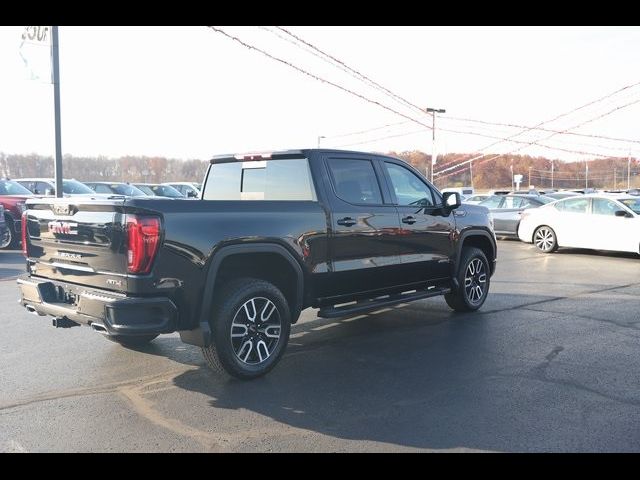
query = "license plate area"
xmin=38 ymin=282 xmax=78 ymax=306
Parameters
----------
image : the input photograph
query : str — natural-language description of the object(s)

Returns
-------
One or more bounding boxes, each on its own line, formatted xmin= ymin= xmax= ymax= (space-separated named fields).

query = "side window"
xmin=502 ymin=196 xmax=524 ymax=209
xmin=558 ymin=197 xmax=589 ymax=213
xmin=94 ymin=184 xmax=111 ymax=193
xmin=384 ymin=162 xmax=434 ymax=207
xmin=36 ymin=182 xmax=51 ymax=194
xmin=479 ymin=196 xmax=503 ymax=209
xmin=592 ymin=198 xmax=620 ymax=216
xmin=327 ymin=158 xmax=383 ymax=205
xmin=20 ymin=181 xmax=34 ymax=193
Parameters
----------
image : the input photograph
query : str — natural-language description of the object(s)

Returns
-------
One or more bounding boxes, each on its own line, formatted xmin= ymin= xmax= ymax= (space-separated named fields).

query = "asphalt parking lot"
xmin=2 ymin=240 xmax=640 ymax=452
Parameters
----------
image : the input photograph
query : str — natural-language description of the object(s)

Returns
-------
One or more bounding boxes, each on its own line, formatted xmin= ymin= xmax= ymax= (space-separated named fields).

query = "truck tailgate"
xmin=24 ymin=196 xmax=129 ymax=292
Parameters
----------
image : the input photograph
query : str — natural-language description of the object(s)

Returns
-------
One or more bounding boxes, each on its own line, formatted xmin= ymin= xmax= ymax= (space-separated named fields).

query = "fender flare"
xmin=180 ymin=243 xmax=304 ymax=347
xmin=454 ymin=229 xmax=497 ymax=278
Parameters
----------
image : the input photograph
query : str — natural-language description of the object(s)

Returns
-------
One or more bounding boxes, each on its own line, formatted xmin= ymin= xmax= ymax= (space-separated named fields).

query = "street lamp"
xmin=317 ymin=135 xmax=326 ymax=148
xmin=426 ymin=107 xmax=446 ymax=184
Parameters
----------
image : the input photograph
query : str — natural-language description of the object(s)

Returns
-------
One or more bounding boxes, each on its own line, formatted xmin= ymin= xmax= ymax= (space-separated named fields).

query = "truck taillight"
xmin=21 ymin=212 xmax=28 ymax=257
xmin=126 ymin=215 xmax=161 ymax=274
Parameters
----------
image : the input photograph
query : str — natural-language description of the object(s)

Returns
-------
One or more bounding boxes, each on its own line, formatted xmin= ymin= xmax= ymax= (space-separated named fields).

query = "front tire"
xmin=202 ymin=278 xmax=291 ymax=380
xmin=533 ymin=225 xmax=558 ymax=253
xmin=445 ymin=247 xmax=490 ymax=312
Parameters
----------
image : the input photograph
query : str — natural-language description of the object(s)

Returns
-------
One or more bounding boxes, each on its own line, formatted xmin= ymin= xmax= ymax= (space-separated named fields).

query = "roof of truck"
xmin=209 ymin=149 xmax=397 ymax=163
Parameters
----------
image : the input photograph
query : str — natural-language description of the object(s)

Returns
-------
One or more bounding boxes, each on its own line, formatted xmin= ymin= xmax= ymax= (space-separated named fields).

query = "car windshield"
xmin=150 ymin=185 xmax=184 ymax=198
xmin=620 ymin=198 xmax=640 ymax=215
xmin=111 ymin=184 xmax=146 ymax=196
xmin=62 ymin=180 xmax=95 ymax=195
xmin=0 ymin=180 xmax=33 ymax=195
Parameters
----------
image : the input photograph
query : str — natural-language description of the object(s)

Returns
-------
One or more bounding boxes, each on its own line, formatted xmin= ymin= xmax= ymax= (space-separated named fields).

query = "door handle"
xmin=401 ymin=216 xmax=416 ymax=225
xmin=337 ymin=217 xmax=357 ymax=227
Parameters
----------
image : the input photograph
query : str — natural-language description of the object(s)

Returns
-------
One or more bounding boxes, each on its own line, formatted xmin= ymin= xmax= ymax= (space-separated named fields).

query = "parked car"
xmin=464 ymin=194 xmax=491 ymax=204
xmin=518 ymin=194 xmax=640 ymax=254
xmin=85 ymin=182 xmax=147 ymax=197
xmin=18 ymin=149 xmax=497 ymax=379
xmin=0 ymin=179 xmax=32 ymax=249
xmin=15 ymin=178 xmax=96 ymax=196
xmin=479 ymin=194 xmax=553 ymax=237
xmin=163 ymin=182 xmax=200 ymax=198
xmin=133 ymin=183 xmax=185 ymax=198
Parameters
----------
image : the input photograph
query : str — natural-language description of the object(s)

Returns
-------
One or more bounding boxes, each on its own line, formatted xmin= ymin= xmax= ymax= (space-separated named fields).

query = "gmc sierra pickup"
xmin=18 ymin=149 xmax=497 ymax=379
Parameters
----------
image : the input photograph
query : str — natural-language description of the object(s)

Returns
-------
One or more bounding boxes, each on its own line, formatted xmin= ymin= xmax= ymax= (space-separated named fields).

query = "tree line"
xmin=388 ymin=151 xmax=640 ymax=191
xmin=0 ymin=153 xmax=208 ymax=184
xmin=1 ymin=151 xmax=638 ymax=191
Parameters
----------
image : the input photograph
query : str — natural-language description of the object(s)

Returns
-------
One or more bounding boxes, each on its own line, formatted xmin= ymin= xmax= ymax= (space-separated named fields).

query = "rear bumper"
xmin=17 ymin=275 xmax=178 ymax=336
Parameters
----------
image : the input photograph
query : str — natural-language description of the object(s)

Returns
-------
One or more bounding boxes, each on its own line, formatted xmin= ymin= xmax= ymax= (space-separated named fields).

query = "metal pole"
xmin=317 ymin=136 xmax=325 ymax=148
xmin=510 ymin=164 xmax=514 ymax=191
xmin=470 ymin=161 xmax=474 ymax=190
xmin=426 ymin=107 xmax=445 ymax=184
xmin=52 ymin=26 xmax=63 ymax=198
xmin=628 ymin=153 xmax=632 ymax=190
xmin=585 ymin=162 xmax=588 ymax=189
xmin=551 ymin=161 xmax=554 ymax=189
xmin=614 ymin=168 xmax=616 ymax=190
xmin=431 ymin=113 xmax=436 ymax=184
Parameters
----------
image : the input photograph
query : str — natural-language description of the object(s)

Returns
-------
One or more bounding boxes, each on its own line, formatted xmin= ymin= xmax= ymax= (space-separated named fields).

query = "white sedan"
xmin=518 ymin=194 xmax=640 ymax=254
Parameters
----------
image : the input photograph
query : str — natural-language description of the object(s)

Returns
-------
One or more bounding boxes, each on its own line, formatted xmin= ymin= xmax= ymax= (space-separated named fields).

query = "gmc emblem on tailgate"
xmin=53 ymin=204 xmax=74 ymax=215
xmin=48 ymin=221 xmax=78 ymax=235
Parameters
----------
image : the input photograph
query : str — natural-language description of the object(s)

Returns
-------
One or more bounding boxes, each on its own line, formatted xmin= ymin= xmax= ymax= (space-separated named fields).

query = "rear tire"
xmin=107 ymin=334 xmax=158 ymax=347
xmin=533 ymin=225 xmax=558 ymax=253
xmin=202 ymin=278 xmax=291 ymax=380
xmin=445 ymin=247 xmax=490 ymax=312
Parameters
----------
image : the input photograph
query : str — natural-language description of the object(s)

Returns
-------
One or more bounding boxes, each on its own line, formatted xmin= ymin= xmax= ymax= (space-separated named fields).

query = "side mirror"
xmin=187 ymin=190 xmax=198 ymax=198
xmin=615 ymin=210 xmax=632 ymax=217
xmin=442 ymin=192 xmax=462 ymax=210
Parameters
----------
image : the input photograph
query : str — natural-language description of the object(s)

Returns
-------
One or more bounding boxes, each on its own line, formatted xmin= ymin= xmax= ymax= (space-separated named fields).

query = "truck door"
xmin=322 ymin=155 xmax=403 ymax=299
xmin=380 ymin=160 xmax=456 ymax=283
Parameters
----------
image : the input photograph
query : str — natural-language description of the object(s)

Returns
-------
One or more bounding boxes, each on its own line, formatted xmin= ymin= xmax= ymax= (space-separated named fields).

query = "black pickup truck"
xmin=18 ymin=149 xmax=496 ymax=379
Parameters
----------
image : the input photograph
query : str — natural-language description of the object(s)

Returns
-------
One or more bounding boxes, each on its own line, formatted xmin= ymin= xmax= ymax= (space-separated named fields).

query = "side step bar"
xmin=318 ymin=287 xmax=451 ymax=319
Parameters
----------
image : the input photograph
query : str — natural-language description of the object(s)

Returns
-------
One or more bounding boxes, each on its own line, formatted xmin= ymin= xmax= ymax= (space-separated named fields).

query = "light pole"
xmin=510 ymin=163 xmax=514 ymax=191
xmin=628 ymin=152 xmax=632 ymax=190
xmin=585 ymin=162 xmax=589 ymax=189
xmin=317 ymin=135 xmax=326 ymax=148
xmin=426 ymin=107 xmax=446 ymax=184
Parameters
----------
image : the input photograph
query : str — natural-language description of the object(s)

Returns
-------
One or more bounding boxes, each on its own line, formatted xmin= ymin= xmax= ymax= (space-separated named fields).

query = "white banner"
xmin=19 ymin=26 xmax=52 ymax=82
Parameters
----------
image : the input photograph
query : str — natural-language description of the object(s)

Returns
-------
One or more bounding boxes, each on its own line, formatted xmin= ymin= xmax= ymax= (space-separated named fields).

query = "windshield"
xmin=111 ymin=184 xmax=146 ymax=196
xmin=150 ymin=185 xmax=184 ymax=198
xmin=620 ymin=198 xmax=640 ymax=215
xmin=62 ymin=180 xmax=95 ymax=195
xmin=135 ymin=185 xmax=154 ymax=196
xmin=0 ymin=180 xmax=33 ymax=196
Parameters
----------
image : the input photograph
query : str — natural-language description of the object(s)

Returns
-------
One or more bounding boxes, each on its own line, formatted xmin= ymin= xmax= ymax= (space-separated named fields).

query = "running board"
xmin=318 ymin=287 xmax=451 ymax=319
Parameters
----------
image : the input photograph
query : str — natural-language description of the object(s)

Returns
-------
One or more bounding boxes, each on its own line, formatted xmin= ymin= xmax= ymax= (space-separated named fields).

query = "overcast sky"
xmin=1 ymin=26 xmax=639 ymax=162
